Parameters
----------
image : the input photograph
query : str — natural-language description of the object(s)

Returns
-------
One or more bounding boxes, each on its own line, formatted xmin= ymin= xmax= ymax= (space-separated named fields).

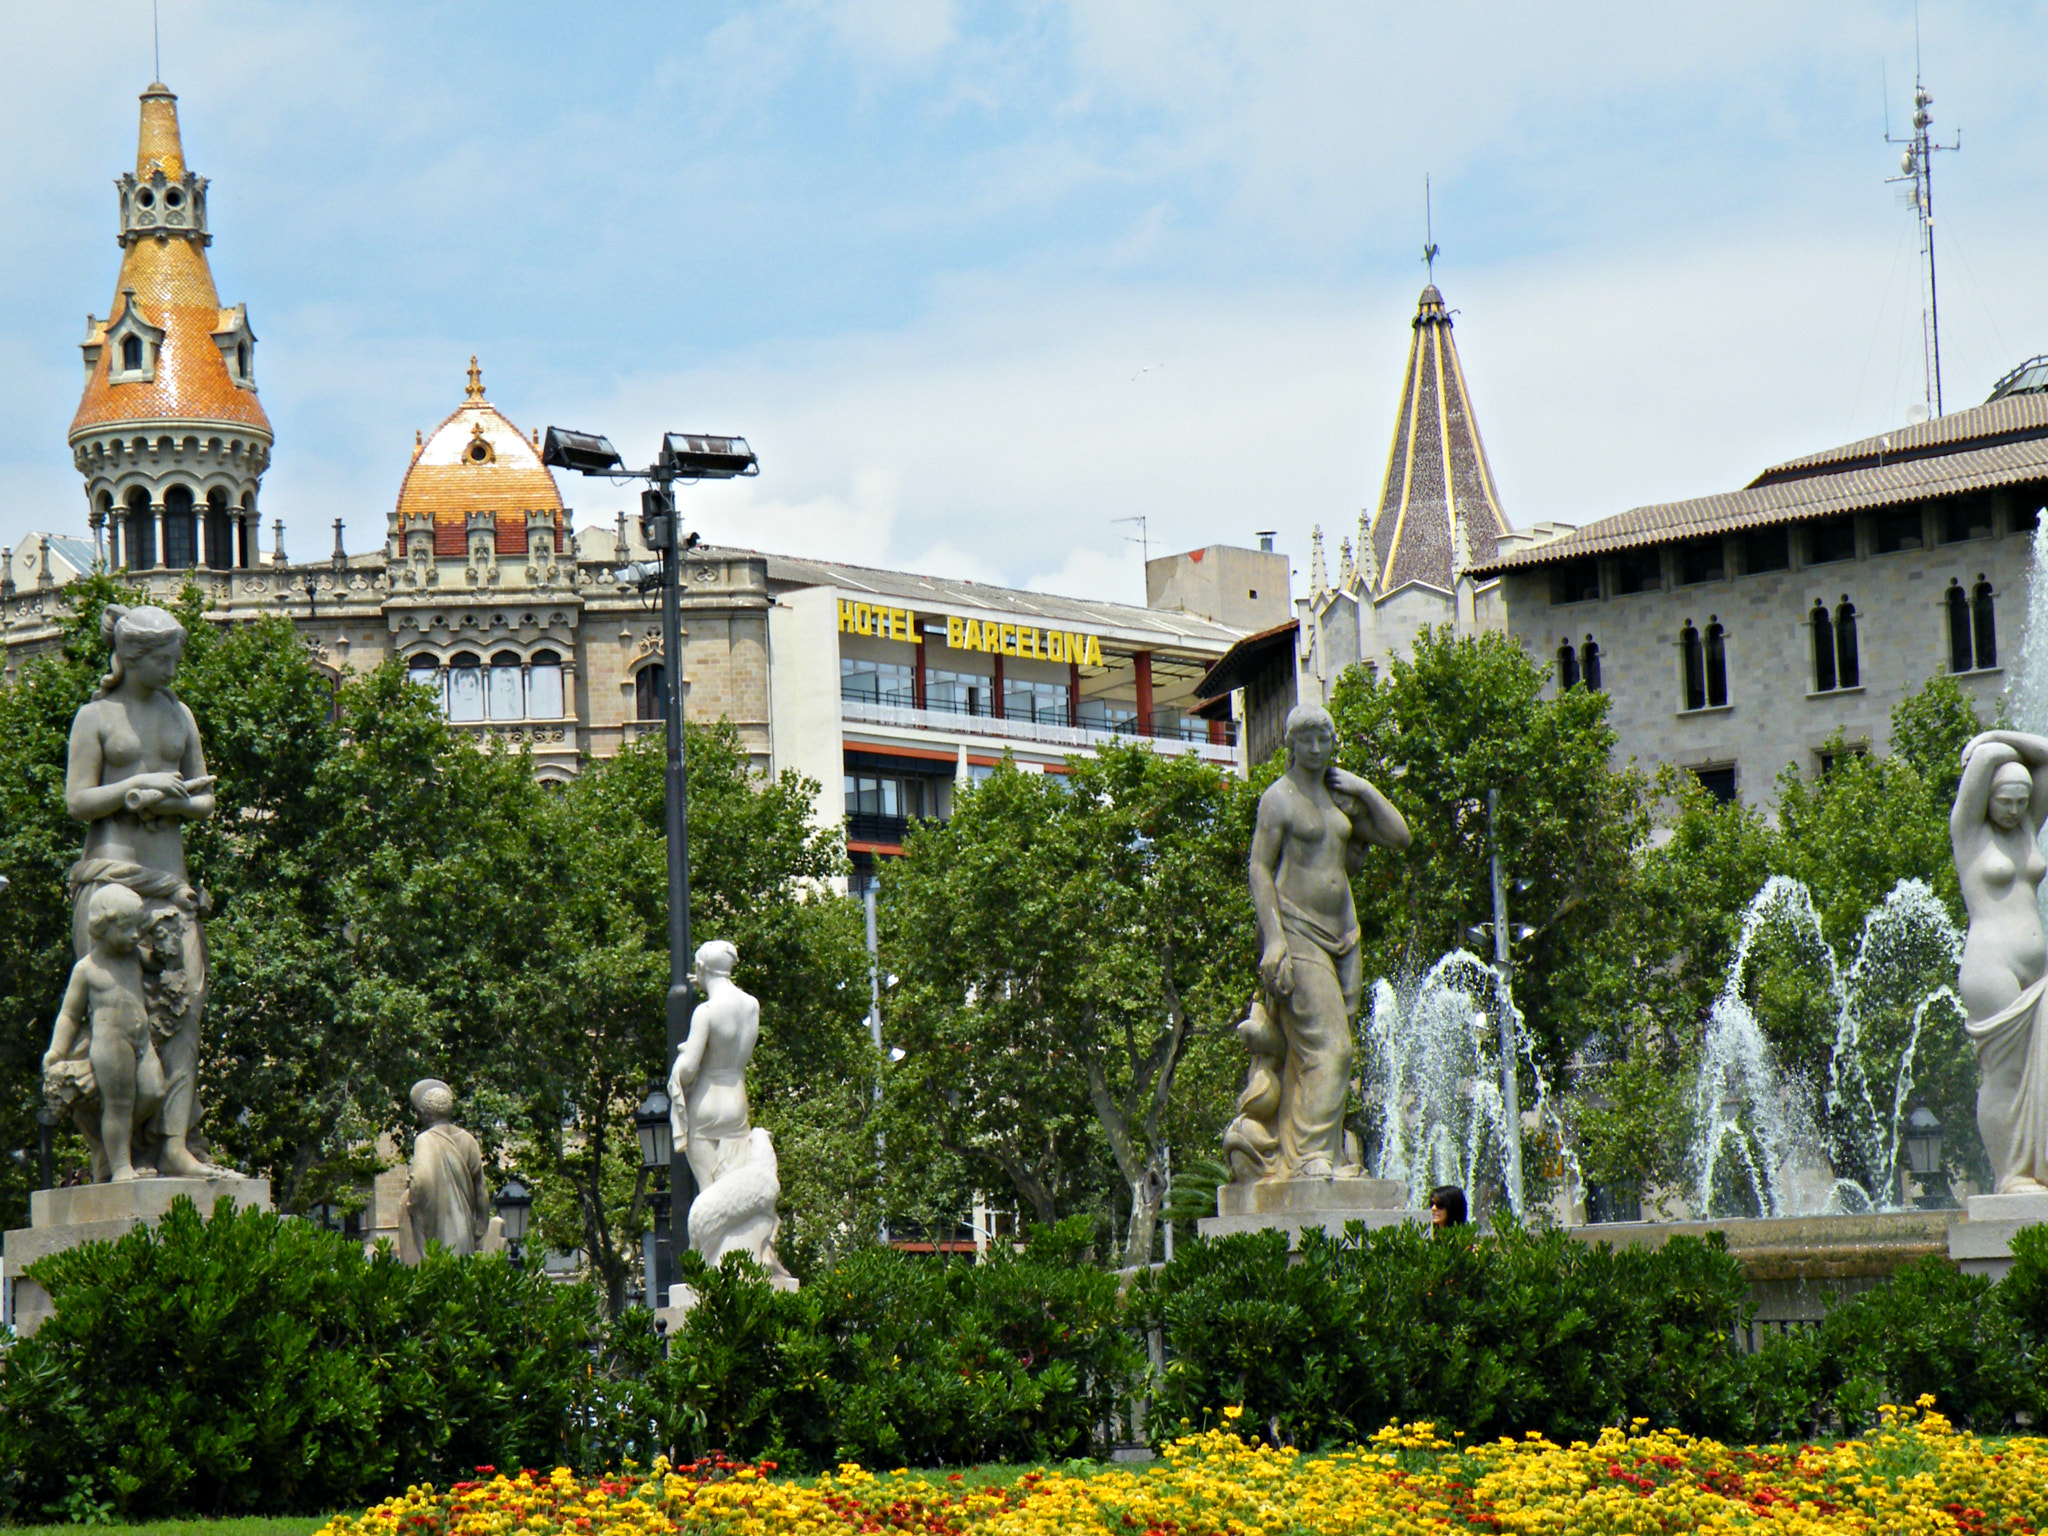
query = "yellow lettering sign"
xmin=947 ymin=616 xmax=964 ymax=649
xmin=1001 ymin=624 xmax=1018 ymax=655
xmin=838 ymin=600 xmax=857 ymax=633
xmin=1085 ymin=634 xmax=1102 ymax=667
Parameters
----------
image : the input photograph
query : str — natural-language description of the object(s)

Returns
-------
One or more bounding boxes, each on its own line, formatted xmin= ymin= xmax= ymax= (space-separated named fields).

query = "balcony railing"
xmin=845 ymin=811 xmax=912 ymax=844
xmin=840 ymin=697 xmax=1237 ymax=764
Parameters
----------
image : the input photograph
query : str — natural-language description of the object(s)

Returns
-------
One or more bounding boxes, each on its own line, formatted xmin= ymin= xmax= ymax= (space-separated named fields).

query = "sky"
xmin=3 ymin=1 xmax=2046 ymax=606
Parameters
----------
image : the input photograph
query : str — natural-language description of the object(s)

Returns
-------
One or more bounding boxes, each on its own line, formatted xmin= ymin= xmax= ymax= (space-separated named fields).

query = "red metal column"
xmin=913 ymin=635 xmax=927 ymax=710
xmin=1134 ymin=650 xmax=1154 ymax=736
xmin=1068 ymin=659 xmax=1081 ymax=726
xmin=991 ymin=651 xmax=1005 ymax=719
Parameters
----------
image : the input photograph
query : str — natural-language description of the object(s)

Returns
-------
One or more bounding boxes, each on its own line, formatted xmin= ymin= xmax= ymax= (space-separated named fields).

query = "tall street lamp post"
xmin=541 ymin=426 xmax=756 ymax=1277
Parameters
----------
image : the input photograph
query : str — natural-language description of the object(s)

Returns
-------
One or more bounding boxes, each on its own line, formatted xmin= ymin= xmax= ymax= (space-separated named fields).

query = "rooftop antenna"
xmin=1885 ymin=15 xmax=1960 ymax=417
xmin=1112 ymin=515 xmax=1151 ymax=570
xmin=1422 ymin=174 xmax=1440 ymax=282
xmin=153 ymin=0 xmax=160 ymax=80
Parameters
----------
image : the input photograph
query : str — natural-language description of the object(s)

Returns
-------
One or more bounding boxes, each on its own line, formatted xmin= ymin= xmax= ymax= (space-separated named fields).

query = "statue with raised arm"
xmin=1953 ymin=730 xmax=2048 ymax=1194
xmin=63 ymin=604 xmax=235 ymax=1181
xmin=667 ymin=941 xmax=795 ymax=1282
xmin=1241 ymin=703 xmax=1411 ymax=1181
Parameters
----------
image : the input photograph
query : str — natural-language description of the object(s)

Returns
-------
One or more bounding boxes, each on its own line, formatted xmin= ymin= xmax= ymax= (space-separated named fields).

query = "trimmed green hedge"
xmin=6 ymin=1199 xmax=2048 ymax=1523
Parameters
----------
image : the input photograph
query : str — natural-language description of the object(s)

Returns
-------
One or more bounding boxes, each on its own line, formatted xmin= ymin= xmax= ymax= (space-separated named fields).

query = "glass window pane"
xmin=528 ymin=662 xmax=564 ymax=718
xmin=448 ymin=656 xmax=484 ymax=722
xmin=487 ymin=654 xmax=524 ymax=719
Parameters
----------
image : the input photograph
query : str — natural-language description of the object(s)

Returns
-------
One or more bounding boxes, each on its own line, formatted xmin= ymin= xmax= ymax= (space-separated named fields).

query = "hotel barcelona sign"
xmin=838 ymin=600 xmax=1105 ymax=668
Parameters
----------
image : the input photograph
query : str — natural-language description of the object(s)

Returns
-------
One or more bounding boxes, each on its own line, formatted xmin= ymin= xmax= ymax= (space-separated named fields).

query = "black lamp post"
xmin=635 ymin=1084 xmax=675 ymax=1307
xmin=541 ymin=425 xmax=755 ymax=1276
xmin=494 ymin=1176 xmax=533 ymax=1269
xmin=1904 ymin=1104 xmax=1945 ymax=1207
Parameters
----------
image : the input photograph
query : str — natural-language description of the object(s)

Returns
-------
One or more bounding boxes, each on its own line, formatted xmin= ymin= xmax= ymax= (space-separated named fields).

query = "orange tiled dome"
xmin=394 ymin=360 xmax=567 ymax=556
xmin=69 ymin=83 xmax=270 ymax=439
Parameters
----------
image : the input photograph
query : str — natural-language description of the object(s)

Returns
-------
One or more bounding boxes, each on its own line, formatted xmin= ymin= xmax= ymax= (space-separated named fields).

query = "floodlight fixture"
xmin=542 ymin=426 xmax=626 ymax=475
xmin=660 ymin=432 xmax=758 ymax=480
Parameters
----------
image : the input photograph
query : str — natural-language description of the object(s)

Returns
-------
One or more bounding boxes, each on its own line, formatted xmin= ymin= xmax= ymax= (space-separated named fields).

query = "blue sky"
xmin=3 ymin=1 xmax=2045 ymax=603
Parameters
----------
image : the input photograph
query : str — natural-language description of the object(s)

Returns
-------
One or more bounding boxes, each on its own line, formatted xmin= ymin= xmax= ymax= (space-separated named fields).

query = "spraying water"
xmin=1689 ymin=875 xmax=1962 ymax=1217
xmin=1363 ymin=949 xmax=1580 ymax=1221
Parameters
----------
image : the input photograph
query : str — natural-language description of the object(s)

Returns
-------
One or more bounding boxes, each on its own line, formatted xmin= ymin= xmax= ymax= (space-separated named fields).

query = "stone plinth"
xmin=1947 ymin=1191 xmax=2048 ymax=1280
xmin=4 ymin=1177 xmax=272 ymax=1337
xmin=1199 ymin=1176 xmax=1420 ymax=1244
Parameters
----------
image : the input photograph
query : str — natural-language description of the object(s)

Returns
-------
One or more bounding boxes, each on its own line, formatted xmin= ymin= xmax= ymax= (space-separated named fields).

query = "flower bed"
xmin=318 ymin=1399 xmax=2048 ymax=1535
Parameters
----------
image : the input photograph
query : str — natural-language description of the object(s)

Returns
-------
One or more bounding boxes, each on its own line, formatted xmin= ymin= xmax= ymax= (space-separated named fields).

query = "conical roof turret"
xmin=68 ymin=81 xmax=270 ymax=439
xmin=1365 ymin=283 xmax=1510 ymax=596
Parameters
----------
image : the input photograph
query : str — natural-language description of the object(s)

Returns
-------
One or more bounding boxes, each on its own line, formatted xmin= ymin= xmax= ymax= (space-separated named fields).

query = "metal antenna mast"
xmin=153 ymin=0 xmax=160 ymax=80
xmin=1422 ymin=174 xmax=1439 ymax=281
xmin=1885 ymin=35 xmax=1960 ymax=416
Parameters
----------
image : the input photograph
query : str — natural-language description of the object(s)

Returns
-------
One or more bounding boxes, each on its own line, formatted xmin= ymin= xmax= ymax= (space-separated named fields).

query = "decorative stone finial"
xmin=465 ymin=356 xmax=484 ymax=401
xmin=1309 ymin=525 xmax=1328 ymax=596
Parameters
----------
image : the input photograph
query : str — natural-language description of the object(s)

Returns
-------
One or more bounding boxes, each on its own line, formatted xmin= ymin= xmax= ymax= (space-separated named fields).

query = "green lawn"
xmin=6 ymin=1520 xmax=332 ymax=1535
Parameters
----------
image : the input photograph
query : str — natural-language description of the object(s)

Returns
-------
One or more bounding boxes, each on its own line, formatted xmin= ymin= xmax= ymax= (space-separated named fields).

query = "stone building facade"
xmin=1475 ymin=388 xmax=2048 ymax=803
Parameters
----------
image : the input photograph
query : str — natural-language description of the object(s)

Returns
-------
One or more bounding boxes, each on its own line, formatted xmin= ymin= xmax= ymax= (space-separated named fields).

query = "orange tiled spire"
xmin=69 ymin=82 xmax=270 ymax=437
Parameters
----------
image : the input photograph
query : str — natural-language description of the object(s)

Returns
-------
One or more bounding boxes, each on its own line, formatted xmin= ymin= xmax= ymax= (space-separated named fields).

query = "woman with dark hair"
xmin=1429 ymin=1185 xmax=1467 ymax=1228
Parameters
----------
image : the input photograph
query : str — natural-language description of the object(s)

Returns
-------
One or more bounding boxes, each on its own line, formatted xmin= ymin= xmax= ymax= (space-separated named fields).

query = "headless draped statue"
xmin=667 ymin=941 xmax=795 ymax=1282
xmin=1227 ymin=704 xmax=1411 ymax=1183
xmin=397 ymin=1078 xmax=490 ymax=1261
xmin=48 ymin=604 xmax=235 ymax=1181
xmin=1953 ymin=731 xmax=2048 ymax=1194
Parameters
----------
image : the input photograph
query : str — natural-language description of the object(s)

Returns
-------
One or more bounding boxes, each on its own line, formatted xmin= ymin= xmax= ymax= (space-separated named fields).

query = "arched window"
xmin=636 ymin=663 xmax=665 ymax=722
xmin=1834 ymin=600 xmax=1859 ymax=689
xmin=205 ymin=487 xmax=231 ymax=571
xmin=1947 ymin=580 xmax=1973 ymax=674
xmin=487 ymin=651 xmax=524 ymax=720
xmin=236 ymin=341 xmax=248 ymax=380
xmin=406 ymin=655 xmax=442 ymax=713
xmin=1580 ymin=638 xmax=1601 ymax=692
xmin=1973 ymin=579 xmax=1997 ymax=670
xmin=1556 ymin=640 xmax=1580 ymax=690
xmin=1681 ymin=623 xmax=1705 ymax=712
xmin=161 ymin=484 xmax=196 ymax=569
xmin=120 ymin=334 xmax=143 ymax=371
xmin=1811 ymin=601 xmax=1836 ymax=692
xmin=126 ymin=486 xmax=154 ymax=569
xmin=446 ymin=653 xmax=484 ymax=722
xmin=528 ymin=649 xmax=564 ymax=719
xmin=1704 ymin=620 xmax=1728 ymax=707
xmin=239 ymin=492 xmax=256 ymax=568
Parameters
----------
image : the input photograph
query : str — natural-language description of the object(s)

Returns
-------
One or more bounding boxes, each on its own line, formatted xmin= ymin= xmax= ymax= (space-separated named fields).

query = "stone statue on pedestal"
xmin=50 ymin=604 xmax=234 ymax=1181
xmin=397 ymin=1079 xmax=491 ymax=1261
xmin=668 ymin=941 xmax=795 ymax=1283
xmin=1952 ymin=731 xmax=2048 ymax=1194
xmin=1231 ymin=704 xmax=1411 ymax=1184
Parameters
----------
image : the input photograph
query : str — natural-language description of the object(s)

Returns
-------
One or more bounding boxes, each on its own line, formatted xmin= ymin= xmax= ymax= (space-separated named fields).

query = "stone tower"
xmin=1297 ymin=283 xmax=1515 ymax=699
xmin=68 ymin=82 xmax=271 ymax=572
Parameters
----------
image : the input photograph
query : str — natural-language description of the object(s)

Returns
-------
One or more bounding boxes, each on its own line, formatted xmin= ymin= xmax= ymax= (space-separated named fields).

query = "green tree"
xmin=512 ymin=726 xmax=872 ymax=1317
xmin=1328 ymin=627 xmax=1653 ymax=1070
xmin=880 ymin=741 xmax=1257 ymax=1268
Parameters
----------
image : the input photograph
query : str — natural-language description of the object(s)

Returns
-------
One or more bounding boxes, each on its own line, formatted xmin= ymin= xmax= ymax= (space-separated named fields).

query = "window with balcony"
xmin=926 ymin=668 xmax=989 ymax=717
xmin=841 ymin=656 xmax=915 ymax=707
xmin=844 ymin=774 xmax=936 ymax=844
xmin=1077 ymin=699 xmax=1138 ymax=732
xmin=1004 ymin=677 xmax=1067 ymax=725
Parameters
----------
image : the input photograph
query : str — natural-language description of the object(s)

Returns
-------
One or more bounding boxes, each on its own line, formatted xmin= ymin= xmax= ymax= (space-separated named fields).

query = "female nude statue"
xmin=1245 ymin=704 xmax=1411 ymax=1180
xmin=63 ymin=604 xmax=231 ymax=1180
xmin=1952 ymin=729 xmax=2048 ymax=1194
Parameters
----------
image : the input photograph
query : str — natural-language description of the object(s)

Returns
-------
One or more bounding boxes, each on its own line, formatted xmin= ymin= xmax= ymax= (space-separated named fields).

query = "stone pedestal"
xmin=1197 ymin=1176 xmax=1420 ymax=1244
xmin=1947 ymin=1191 xmax=2048 ymax=1280
xmin=3 ymin=1177 xmax=272 ymax=1337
